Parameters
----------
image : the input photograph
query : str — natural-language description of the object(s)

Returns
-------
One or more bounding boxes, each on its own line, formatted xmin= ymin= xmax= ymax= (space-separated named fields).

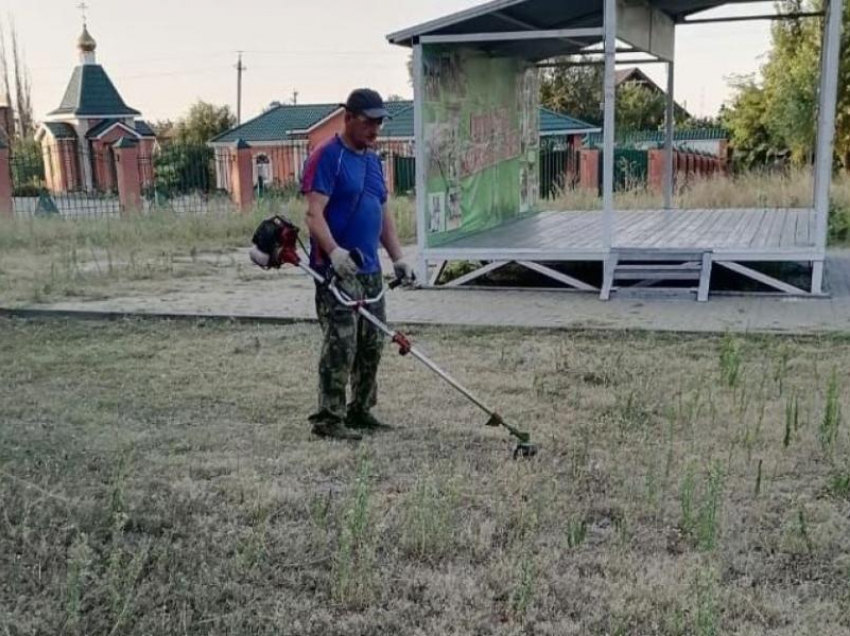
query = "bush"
xmin=13 ymin=184 xmax=44 ymax=198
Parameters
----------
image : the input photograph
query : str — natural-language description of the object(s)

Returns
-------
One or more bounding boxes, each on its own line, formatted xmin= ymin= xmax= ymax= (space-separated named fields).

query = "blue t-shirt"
xmin=301 ymin=135 xmax=387 ymax=275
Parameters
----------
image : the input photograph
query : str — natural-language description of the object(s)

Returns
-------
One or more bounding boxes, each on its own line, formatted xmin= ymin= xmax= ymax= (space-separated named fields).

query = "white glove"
xmin=249 ymin=246 xmax=271 ymax=268
xmin=330 ymin=247 xmax=359 ymax=280
xmin=393 ymin=259 xmax=416 ymax=285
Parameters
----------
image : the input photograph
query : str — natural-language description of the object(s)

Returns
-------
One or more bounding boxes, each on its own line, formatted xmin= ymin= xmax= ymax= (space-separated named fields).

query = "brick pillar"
xmin=113 ymin=137 xmax=142 ymax=215
xmin=647 ymin=149 xmax=664 ymax=194
xmin=579 ymin=149 xmax=600 ymax=191
xmin=230 ymin=139 xmax=254 ymax=212
xmin=0 ymin=141 xmax=13 ymax=218
xmin=718 ymin=139 xmax=729 ymax=174
xmin=384 ymin=150 xmax=396 ymax=196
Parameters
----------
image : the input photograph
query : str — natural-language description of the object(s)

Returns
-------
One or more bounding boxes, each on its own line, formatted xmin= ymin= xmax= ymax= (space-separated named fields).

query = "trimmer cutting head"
xmin=486 ymin=413 xmax=539 ymax=460
xmin=514 ymin=443 xmax=539 ymax=460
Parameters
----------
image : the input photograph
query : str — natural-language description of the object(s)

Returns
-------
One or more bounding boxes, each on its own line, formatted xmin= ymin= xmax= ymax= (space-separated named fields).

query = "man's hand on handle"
xmin=330 ymin=247 xmax=360 ymax=280
xmin=393 ymin=259 xmax=416 ymax=286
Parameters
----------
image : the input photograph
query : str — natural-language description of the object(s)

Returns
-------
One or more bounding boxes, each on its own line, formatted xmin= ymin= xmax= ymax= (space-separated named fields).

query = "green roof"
xmin=85 ymin=118 xmax=156 ymax=139
xmin=584 ymin=128 xmax=728 ymax=146
xmin=113 ymin=136 xmax=137 ymax=149
xmin=48 ymin=65 xmax=140 ymax=117
xmin=539 ymin=108 xmax=599 ymax=135
xmin=211 ymin=100 xmax=415 ymax=144
xmin=380 ymin=105 xmax=415 ymax=138
xmin=210 ymin=103 xmax=341 ymax=144
xmin=134 ymin=120 xmax=156 ymax=137
xmin=212 ymin=100 xmax=598 ymax=144
xmin=43 ymin=121 xmax=77 ymax=139
xmin=384 ymin=100 xmax=414 ymax=115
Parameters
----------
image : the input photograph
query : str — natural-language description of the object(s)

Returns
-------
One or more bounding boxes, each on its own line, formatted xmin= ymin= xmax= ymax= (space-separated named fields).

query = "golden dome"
xmin=77 ymin=25 xmax=97 ymax=53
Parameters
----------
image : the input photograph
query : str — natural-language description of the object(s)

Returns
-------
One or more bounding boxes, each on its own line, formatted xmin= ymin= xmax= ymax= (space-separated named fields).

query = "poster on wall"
xmin=422 ymin=45 xmax=540 ymax=248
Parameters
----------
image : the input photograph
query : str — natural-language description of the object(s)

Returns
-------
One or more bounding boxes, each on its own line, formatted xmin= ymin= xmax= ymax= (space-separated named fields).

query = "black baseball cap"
xmin=342 ymin=88 xmax=391 ymax=120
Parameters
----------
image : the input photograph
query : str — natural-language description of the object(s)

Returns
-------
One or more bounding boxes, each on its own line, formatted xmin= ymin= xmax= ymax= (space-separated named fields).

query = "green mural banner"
xmin=422 ymin=45 xmax=540 ymax=248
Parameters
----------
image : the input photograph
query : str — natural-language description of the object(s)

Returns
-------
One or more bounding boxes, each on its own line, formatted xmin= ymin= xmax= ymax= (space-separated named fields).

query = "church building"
xmin=35 ymin=23 xmax=156 ymax=193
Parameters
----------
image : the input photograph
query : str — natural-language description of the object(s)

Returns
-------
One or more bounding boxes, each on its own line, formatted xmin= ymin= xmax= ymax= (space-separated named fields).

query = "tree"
xmin=721 ymin=0 xmax=850 ymax=171
xmin=0 ymin=16 xmax=34 ymax=141
xmin=679 ymin=115 xmax=723 ymax=130
xmin=173 ymin=101 xmax=236 ymax=145
xmin=540 ymin=62 xmax=691 ymax=131
xmin=150 ymin=120 xmax=174 ymax=139
xmin=9 ymin=20 xmax=32 ymax=138
xmin=721 ymin=76 xmax=785 ymax=169
xmin=615 ymin=82 xmax=668 ymax=131
xmin=540 ymin=63 xmax=605 ymax=125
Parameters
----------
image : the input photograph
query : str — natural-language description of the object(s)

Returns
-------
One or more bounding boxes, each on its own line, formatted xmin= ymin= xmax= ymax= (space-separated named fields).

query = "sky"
xmin=0 ymin=0 xmax=776 ymax=124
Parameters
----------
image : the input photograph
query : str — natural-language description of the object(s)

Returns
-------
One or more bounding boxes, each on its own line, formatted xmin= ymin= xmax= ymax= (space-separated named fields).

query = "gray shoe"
xmin=346 ymin=409 xmax=394 ymax=431
xmin=312 ymin=420 xmax=362 ymax=441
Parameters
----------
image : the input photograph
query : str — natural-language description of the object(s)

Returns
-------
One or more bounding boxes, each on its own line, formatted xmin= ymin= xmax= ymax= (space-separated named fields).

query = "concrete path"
xmin=13 ymin=248 xmax=850 ymax=335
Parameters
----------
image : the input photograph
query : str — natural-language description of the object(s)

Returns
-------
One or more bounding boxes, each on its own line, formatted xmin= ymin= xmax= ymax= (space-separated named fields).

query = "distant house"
xmin=208 ymin=101 xmax=599 ymax=193
xmin=615 ymin=67 xmax=691 ymax=120
xmin=34 ymin=24 xmax=156 ymax=194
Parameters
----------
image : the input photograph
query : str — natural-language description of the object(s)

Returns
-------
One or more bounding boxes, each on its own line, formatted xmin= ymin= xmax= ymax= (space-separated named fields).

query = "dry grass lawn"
xmin=2 ymin=317 xmax=850 ymax=635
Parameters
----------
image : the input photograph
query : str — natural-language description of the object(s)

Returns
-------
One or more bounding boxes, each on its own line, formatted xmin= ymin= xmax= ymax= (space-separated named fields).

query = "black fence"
xmin=9 ymin=135 xmax=600 ymax=221
xmin=10 ymin=145 xmax=122 ymax=218
xmin=140 ymin=144 xmax=233 ymax=215
xmin=8 ymin=142 xmax=239 ymax=219
xmin=540 ymin=137 xmax=580 ymax=199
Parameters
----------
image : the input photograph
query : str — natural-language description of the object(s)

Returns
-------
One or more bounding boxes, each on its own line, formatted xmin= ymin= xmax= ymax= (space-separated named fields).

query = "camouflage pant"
xmin=310 ymin=273 xmax=386 ymax=424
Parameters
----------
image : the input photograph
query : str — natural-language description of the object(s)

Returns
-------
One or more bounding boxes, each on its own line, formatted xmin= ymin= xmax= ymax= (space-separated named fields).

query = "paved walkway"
xmin=15 ymin=248 xmax=850 ymax=335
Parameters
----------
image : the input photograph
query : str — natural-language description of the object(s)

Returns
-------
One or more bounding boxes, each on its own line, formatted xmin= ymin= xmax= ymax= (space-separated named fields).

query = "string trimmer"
xmin=248 ymin=215 xmax=538 ymax=459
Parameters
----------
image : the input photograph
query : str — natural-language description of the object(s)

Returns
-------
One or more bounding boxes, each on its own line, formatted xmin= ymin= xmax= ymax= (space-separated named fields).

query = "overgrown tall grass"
xmin=0 ymin=195 xmax=416 ymax=304
xmin=540 ymin=169 xmax=850 ymax=245
xmin=0 ymin=195 xmax=417 ymax=254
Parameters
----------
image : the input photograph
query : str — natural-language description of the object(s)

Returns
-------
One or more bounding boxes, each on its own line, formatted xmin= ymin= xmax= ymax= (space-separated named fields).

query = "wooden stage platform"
xmin=422 ymin=209 xmax=823 ymax=299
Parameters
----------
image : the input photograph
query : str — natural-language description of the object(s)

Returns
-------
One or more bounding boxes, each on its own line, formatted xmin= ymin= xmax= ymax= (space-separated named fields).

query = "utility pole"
xmin=235 ymin=52 xmax=247 ymax=125
xmin=292 ymin=90 xmax=299 ymax=106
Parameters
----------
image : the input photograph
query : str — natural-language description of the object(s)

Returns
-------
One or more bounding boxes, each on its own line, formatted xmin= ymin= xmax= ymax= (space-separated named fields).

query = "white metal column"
xmin=412 ymin=42 xmax=428 ymax=284
xmin=602 ymin=0 xmax=617 ymax=249
xmin=664 ymin=61 xmax=675 ymax=210
xmin=812 ymin=0 xmax=844 ymax=293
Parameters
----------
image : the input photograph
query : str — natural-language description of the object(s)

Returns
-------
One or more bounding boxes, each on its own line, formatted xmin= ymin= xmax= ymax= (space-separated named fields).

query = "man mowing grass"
xmin=301 ymin=88 xmax=415 ymax=441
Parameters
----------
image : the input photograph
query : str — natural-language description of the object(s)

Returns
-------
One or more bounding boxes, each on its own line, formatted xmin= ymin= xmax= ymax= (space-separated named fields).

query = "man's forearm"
xmin=305 ymin=195 xmax=338 ymax=255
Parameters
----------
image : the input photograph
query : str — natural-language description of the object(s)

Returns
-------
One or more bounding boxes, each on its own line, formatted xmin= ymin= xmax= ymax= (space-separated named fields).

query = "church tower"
xmin=36 ymin=19 xmax=156 ymax=193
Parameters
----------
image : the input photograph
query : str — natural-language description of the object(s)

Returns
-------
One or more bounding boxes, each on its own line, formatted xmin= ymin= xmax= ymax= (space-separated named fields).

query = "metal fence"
xmin=9 ymin=136 xmax=598 ymax=220
xmin=378 ymin=140 xmax=416 ymax=196
xmin=140 ymin=144 xmax=234 ymax=215
xmin=10 ymin=145 xmax=123 ymax=218
xmin=249 ymin=141 xmax=310 ymax=208
xmin=8 ymin=143 xmax=239 ymax=219
xmin=540 ymin=136 xmax=581 ymax=199
xmin=604 ymin=148 xmax=650 ymax=192
xmin=231 ymin=138 xmax=418 ymax=204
